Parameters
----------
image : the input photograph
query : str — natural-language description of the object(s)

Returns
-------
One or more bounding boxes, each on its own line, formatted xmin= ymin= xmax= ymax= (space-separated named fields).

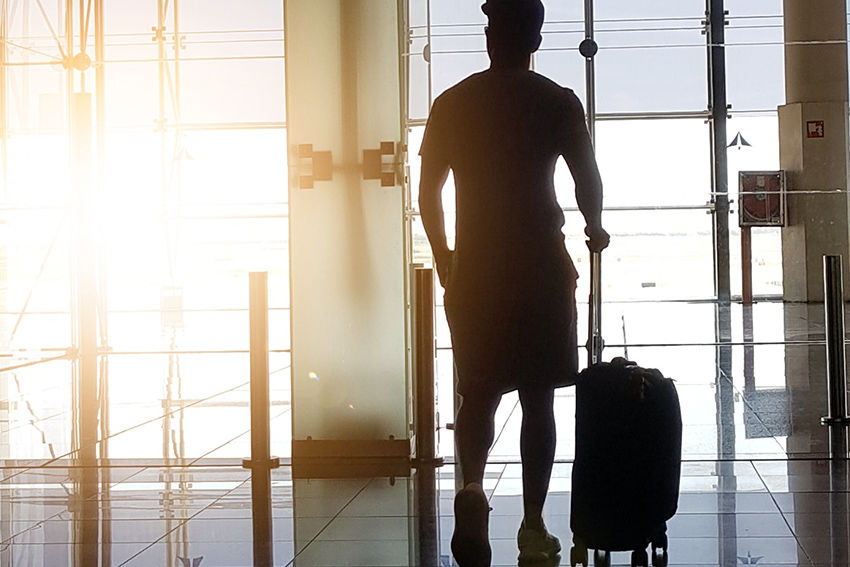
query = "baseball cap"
xmin=481 ymin=0 xmax=545 ymax=29
xmin=481 ymin=0 xmax=545 ymax=52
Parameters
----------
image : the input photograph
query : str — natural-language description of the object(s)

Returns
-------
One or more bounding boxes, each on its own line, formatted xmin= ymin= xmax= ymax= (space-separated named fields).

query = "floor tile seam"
xmin=0 ymin=377 xmax=262 ymax=482
xmin=100 ymin=362 xmax=289 ymax=445
xmin=0 ymin=475 xmax=80 ymax=545
xmin=751 ymin=458 xmax=816 ymax=566
xmin=485 ymin=534 xmax=804 ymax=540
xmin=0 ymin=465 xmax=152 ymax=546
xmin=283 ymin=478 xmax=376 ymax=567
xmin=604 ymin=339 xmax=819 ymax=348
xmin=2 ymin=363 xmax=291 ymax=477
xmin=185 ymin=407 xmax=291 ymax=467
xmin=440 ymin=457 xmax=812 ymax=466
xmin=116 ymin=476 xmax=253 ymax=566
xmin=0 ymin=409 xmax=68 ymax=437
xmin=717 ymin=370 xmax=789 ymax=456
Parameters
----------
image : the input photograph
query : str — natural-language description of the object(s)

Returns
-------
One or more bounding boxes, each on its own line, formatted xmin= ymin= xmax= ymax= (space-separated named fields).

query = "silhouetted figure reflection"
xmin=418 ymin=1 xmax=608 ymax=565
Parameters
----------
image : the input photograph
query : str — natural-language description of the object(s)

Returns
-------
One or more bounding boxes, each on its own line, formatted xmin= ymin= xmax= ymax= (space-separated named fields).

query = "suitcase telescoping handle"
xmin=587 ymin=249 xmax=603 ymax=367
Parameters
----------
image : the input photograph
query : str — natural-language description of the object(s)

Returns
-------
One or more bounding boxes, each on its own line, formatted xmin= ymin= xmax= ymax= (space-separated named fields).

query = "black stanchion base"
xmin=242 ymin=456 xmax=281 ymax=470
xmin=821 ymin=416 xmax=850 ymax=426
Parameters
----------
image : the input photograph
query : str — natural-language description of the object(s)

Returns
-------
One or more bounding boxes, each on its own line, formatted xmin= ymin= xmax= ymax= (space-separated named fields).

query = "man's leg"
xmin=518 ymin=386 xmax=556 ymax=527
xmin=454 ymin=392 xmax=501 ymax=486
xmin=451 ymin=392 xmax=500 ymax=566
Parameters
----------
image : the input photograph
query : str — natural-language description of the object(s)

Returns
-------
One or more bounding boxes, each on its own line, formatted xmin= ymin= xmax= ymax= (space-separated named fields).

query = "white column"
xmin=779 ymin=0 xmax=850 ymax=301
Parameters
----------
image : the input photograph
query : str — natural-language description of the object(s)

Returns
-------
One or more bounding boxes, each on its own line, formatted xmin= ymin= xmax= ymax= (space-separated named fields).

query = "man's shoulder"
xmin=528 ymin=72 xmax=581 ymax=103
xmin=434 ymin=71 xmax=488 ymax=103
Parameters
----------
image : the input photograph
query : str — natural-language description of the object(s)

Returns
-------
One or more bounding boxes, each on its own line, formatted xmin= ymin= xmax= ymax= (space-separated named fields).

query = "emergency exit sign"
xmin=807 ymin=120 xmax=824 ymax=138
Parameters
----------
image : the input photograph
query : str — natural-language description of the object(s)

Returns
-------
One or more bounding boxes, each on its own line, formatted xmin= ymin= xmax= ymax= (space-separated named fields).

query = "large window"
xmin=0 ymin=0 xmax=289 ymax=462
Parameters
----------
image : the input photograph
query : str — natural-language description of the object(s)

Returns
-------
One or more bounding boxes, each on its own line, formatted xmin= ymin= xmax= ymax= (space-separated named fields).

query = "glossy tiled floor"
xmin=2 ymin=300 xmax=850 ymax=566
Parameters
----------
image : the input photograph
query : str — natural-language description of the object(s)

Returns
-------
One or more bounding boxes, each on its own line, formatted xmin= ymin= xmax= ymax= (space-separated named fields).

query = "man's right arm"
xmin=419 ymin=154 xmax=452 ymax=287
xmin=562 ymin=92 xmax=610 ymax=253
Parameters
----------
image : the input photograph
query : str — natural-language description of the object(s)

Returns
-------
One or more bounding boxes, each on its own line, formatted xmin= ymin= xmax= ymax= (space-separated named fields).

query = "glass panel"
xmin=535 ymin=36 xmax=586 ymax=104
xmin=179 ymin=59 xmax=285 ymax=124
xmin=5 ymin=66 xmax=67 ymax=132
xmin=592 ymin=2 xmax=707 ymax=112
xmin=179 ymin=0 xmax=284 ymax=32
xmin=179 ymin=129 xmax=287 ymax=203
xmin=103 ymin=0 xmax=157 ymax=34
xmin=0 ymin=360 xmax=73 ymax=460
xmin=408 ymin=35 xmax=431 ymax=121
xmin=726 ymin=1 xmax=785 ymax=112
xmin=1 ymin=0 xmax=291 ymax=473
xmin=595 ymin=1 xmax=705 ymax=20
xmin=408 ymin=0 xmax=431 ymax=121
xmin=104 ymin=62 xmax=160 ymax=127
xmin=431 ymin=51 xmax=490 ymax=98
xmin=430 ymin=1 xmax=485 ymax=26
xmin=595 ymin=37 xmax=706 ymax=113
xmin=286 ymin=1 xmax=407 ymax=442
xmin=0 ymin=210 xmax=71 ymax=348
xmin=593 ymin=119 xmax=712 ymax=207
xmin=566 ymin=209 xmax=716 ymax=302
xmin=725 ymin=114 xmax=782 ymax=297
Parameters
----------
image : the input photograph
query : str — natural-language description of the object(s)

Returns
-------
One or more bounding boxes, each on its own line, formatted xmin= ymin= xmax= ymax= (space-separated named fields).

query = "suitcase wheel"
xmin=651 ymin=547 xmax=668 ymax=567
xmin=570 ymin=544 xmax=588 ymax=567
xmin=593 ymin=549 xmax=610 ymax=567
xmin=651 ymin=527 xmax=669 ymax=566
xmin=630 ymin=548 xmax=648 ymax=567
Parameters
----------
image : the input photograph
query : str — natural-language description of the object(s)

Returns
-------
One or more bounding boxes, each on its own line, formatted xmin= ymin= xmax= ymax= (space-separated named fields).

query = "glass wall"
xmin=0 ymin=0 xmax=289 ymax=462
xmin=1 ymin=0 xmax=794 ymax=463
xmin=405 ymin=0 xmax=788 ymax=454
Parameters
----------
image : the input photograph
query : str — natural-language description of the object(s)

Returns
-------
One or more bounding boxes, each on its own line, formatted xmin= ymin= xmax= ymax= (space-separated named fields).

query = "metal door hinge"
xmin=297 ymin=144 xmax=332 ymax=189
xmin=364 ymin=141 xmax=400 ymax=187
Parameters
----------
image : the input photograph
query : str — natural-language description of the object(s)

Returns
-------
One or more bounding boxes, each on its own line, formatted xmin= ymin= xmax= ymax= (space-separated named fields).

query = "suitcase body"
xmin=571 ymin=251 xmax=682 ymax=567
xmin=569 ymin=357 xmax=682 ymax=566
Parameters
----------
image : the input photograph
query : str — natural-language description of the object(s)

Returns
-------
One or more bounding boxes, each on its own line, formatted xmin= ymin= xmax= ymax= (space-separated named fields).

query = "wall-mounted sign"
xmin=806 ymin=120 xmax=825 ymax=138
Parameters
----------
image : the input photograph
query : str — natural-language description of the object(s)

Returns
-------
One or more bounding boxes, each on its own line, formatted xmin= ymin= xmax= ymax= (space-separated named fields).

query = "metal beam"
xmin=707 ymin=0 xmax=730 ymax=302
xmin=583 ymin=0 xmax=596 ymax=142
xmin=1 ymin=0 xmax=7 ymax=195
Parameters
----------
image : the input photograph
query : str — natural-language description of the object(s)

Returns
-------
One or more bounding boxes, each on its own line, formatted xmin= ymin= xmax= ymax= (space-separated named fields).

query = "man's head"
xmin=482 ymin=0 xmax=544 ymax=62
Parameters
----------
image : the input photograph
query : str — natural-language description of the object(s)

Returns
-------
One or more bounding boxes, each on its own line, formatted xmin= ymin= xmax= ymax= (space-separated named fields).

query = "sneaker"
xmin=451 ymin=483 xmax=491 ymax=567
xmin=517 ymin=521 xmax=561 ymax=562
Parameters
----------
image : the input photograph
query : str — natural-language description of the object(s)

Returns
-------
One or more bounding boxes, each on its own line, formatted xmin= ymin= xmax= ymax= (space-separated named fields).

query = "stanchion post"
xmin=821 ymin=255 xmax=850 ymax=426
xmin=413 ymin=267 xmax=441 ymax=465
xmin=243 ymin=272 xmax=279 ymax=567
xmin=249 ymin=272 xmax=272 ymax=464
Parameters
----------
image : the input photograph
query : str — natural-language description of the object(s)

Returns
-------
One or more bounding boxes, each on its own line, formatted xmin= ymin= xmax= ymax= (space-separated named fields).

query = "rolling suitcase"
xmin=569 ymin=251 xmax=683 ymax=567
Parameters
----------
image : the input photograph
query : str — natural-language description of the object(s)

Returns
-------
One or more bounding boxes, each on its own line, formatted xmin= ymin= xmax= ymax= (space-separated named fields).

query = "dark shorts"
xmin=444 ymin=244 xmax=579 ymax=397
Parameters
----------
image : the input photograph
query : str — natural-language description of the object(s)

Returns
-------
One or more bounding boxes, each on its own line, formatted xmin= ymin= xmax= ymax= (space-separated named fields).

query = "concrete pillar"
xmin=780 ymin=0 xmax=850 ymax=301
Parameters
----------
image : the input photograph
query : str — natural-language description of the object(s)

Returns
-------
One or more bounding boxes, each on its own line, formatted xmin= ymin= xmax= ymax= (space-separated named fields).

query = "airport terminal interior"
xmin=2 ymin=0 xmax=850 ymax=565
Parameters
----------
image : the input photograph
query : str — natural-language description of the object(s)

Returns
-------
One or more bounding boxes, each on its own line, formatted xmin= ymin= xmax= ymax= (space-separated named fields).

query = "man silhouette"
xmin=418 ymin=0 xmax=609 ymax=565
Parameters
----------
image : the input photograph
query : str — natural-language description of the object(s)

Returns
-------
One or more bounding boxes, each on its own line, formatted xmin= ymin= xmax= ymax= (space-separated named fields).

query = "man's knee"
xmin=457 ymin=393 xmax=501 ymax=420
xmin=517 ymin=385 xmax=555 ymax=409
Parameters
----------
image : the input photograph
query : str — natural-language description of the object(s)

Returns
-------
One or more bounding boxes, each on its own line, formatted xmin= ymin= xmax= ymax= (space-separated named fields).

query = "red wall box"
xmin=738 ymin=170 xmax=786 ymax=227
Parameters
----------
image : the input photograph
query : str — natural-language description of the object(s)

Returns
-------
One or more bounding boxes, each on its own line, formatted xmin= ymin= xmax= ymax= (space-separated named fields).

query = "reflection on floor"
xmin=1 ymin=301 xmax=849 ymax=566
